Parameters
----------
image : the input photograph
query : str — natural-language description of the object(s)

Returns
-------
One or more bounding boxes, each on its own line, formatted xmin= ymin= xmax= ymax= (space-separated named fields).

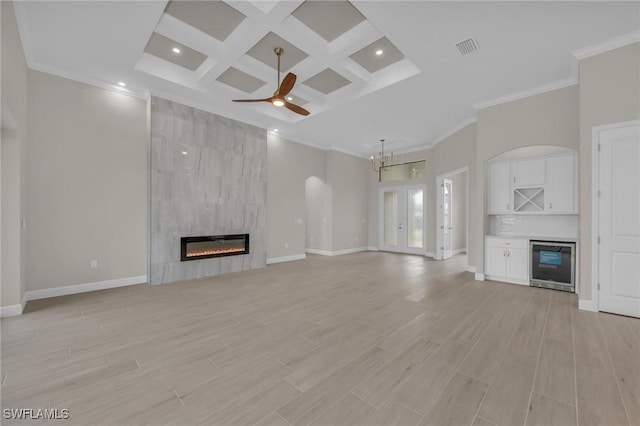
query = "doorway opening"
xmin=436 ymin=167 xmax=469 ymax=265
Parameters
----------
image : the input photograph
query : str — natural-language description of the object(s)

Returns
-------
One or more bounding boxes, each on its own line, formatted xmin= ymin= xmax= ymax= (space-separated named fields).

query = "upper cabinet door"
xmin=488 ymin=162 xmax=511 ymax=214
xmin=547 ymin=155 xmax=576 ymax=213
xmin=511 ymin=158 xmax=546 ymax=186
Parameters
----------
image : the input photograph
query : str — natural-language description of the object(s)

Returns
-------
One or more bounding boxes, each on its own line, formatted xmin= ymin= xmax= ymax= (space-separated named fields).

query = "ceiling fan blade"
xmin=277 ymin=73 xmax=296 ymax=97
xmin=284 ymin=101 xmax=310 ymax=116
xmin=232 ymin=98 xmax=272 ymax=103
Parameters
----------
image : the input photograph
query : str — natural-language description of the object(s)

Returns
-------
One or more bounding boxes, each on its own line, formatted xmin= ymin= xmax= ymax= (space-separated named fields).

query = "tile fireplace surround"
xmin=149 ymin=97 xmax=267 ymax=284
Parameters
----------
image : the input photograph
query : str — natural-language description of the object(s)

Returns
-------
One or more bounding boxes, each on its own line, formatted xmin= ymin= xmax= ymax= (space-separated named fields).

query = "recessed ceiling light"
xmin=181 ymin=151 xmax=188 ymax=155
xmin=273 ymin=129 xmax=278 ymax=132
xmin=172 ymin=47 xmax=181 ymax=54
xmin=375 ymin=49 xmax=384 ymax=56
xmin=286 ymin=96 xmax=293 ymax=101
xmin=118 ymin=81 xmax=126 ymax=87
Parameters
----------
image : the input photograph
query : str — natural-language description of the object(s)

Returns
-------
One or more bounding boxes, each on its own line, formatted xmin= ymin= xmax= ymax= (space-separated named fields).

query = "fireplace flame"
xmin=186 ymin=247 xmax=245 ymax=257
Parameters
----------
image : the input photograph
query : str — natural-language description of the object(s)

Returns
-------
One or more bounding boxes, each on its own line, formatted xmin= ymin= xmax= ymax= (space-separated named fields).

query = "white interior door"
xmin=598 ymin=122 xmax=640 ymax=318
xmin=379 ymin=186 xmax=424 ymax=254
xmin=442 ymin=178 xmax=453 ymax=259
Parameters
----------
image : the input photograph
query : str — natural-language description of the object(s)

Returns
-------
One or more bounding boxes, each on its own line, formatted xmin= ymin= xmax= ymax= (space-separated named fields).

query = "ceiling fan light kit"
xmin=232 ymin=47 xmax=310 ymax=116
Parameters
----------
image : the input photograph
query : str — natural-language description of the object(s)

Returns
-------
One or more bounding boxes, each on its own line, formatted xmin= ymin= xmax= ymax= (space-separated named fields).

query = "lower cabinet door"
xmin=507 ymin=248 xmax=528 ymax=281
xmin=486 ymin=246 xmax=507 ymax=277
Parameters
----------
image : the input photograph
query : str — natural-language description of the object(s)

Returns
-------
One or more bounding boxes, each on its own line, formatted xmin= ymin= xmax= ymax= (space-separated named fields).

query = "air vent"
xmin=456 ymin=37 xmax=478 ymax=55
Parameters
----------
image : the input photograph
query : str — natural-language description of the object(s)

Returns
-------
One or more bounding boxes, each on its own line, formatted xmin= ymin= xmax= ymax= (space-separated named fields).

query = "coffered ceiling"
xmin=13 ymin=1 xmax=640 ymax=157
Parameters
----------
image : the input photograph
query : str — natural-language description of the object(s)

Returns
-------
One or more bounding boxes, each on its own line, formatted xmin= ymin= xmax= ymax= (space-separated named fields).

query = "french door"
xmin=379 ymin=185 xmax=425 ymax=254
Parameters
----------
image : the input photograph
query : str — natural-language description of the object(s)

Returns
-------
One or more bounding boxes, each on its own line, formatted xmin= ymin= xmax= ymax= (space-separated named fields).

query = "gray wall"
xmin=433 ymin=123 xmax=476 ymax=265
xmin=305 ymin=177 xmax=332 ymax=252
xmin=578 ymin=42 xmax=640 ymax=302
xmin=326 ymin=151 xmax=369 ymax=251
xmin=474 ymin=86 xmax=579 ymax=275
xmin=267 ymin=134 xmax=325 ymax=260
xmin=1 ymin=0 xmax=29 ymax=309
xmin=150 ymin=97 xmax=266 ymax=284
xmin=27 ymin=71 xmax=147 ymax=291
xmin=451 ymin=171 xmax=467 ymax=252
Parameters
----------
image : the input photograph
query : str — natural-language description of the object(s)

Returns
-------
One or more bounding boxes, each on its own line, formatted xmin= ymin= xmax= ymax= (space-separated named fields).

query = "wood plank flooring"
xmin=1 ymin=252 xmax=638 ymax=425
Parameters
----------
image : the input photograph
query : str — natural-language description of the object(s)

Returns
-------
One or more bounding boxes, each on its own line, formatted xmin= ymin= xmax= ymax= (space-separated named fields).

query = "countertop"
xmin=486 ymin=234 xmax=579 ymax=243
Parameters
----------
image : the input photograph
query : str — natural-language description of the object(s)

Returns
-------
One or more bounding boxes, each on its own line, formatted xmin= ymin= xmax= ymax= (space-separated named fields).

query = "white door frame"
xmin=591 ymin=119 xmax=640 ymax=313
xmin=378 ymin=184 xmax=427 ymax=255
xmin=436 ymin=167 xmax=470 ymax=264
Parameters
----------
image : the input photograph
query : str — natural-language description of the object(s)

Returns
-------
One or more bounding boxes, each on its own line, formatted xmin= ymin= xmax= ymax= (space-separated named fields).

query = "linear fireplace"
xmin=180 ymin=234 xmax=250 ymax=261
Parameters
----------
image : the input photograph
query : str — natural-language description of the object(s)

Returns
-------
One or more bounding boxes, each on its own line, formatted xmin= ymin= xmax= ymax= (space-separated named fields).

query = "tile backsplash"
xmin=490 ymin=215 xmax=578 ymax=238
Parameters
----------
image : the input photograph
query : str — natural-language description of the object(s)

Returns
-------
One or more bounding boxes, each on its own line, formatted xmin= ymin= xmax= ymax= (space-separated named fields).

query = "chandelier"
xmin=371 ymin=139 xmax=394 ymax=175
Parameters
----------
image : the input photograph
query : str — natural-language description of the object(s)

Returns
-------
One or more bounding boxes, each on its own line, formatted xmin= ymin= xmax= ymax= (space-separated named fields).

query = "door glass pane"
xmin=407 ymin=188 xmax=423 ymax=248
xmin=384 ymin=191 xmax=398 ymax=246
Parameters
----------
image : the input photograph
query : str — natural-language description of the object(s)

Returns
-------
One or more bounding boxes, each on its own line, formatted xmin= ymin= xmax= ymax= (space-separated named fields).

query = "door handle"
xmin=398 ymin=223 xmax=403 ymax=230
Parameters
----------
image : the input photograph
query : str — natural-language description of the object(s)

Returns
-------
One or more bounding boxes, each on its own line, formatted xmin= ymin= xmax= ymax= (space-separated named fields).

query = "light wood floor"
xmin=1 ymin=252 xmax=638 ymax=426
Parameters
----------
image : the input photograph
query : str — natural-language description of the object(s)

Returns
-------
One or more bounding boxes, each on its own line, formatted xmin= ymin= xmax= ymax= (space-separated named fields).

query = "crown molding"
xmin=572 ymin=30 xmax=640 ymax=60
xmin=472 ymin=78 xmax=578 ymax=111
xmin=28 ymin=61 xmax=147 ymax=100
xmin=430 ymin=116 xmax=477 ymax=148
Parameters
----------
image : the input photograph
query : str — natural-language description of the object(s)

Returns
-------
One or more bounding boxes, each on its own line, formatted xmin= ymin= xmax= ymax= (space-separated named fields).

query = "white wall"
xmin=579 ymin=42 xmax=640 ymax=302
xmin=26 ymin=71 xmax=147 ymax=291
xmin=1 ymin=0 xmax=29 ymax=313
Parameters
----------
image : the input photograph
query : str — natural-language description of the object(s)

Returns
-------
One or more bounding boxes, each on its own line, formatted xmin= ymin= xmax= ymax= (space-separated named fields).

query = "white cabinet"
xmin=487 ymin=154 xmax=577 ymax=215
xmin=485 ymin=237 xmax=529 ymax=285
xmin=488 ymin=163 xmax=511 ymax=214
xmin=547 ymin=155 xmax=576 ymax=213
xmin=511 ymin=159 xmax=546 ymax=186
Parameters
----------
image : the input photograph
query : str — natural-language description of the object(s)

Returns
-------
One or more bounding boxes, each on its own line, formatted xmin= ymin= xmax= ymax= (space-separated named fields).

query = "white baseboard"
xmin=367 ymin=246 xmax=379 ymax=251
xmin=452 ymin=248 xmax=467 ymax=256
xmin=305 ymin=247 xmax=369 ymax=257
xmin=305 ymin=248 xmax=332 ymax=256
xmin=484 ymin=275 xmax=529 ymax=286
xmin=266 ymin=254 xmax=306 ymax=264
xmin=467 ymin=265 xmax=476 ymax=273
xmin=578 ymin=299 xmax=597 ymax=312
xmin=425 ymin=251 xmax=435 ymax=258
xmin=474 ymin=273 xmax=485 ymax=281
xmin=332 ymin=247 xmax=369 ymax=256
xmin=0 ymin=303 xmax=23 ymax=318
xmin=25 ymin=275 xmax=147 ymax=302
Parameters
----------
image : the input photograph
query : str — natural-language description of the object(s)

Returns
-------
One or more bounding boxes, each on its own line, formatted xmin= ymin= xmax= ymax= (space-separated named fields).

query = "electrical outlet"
xmin=284 ymin=242 xmax=288 ymax=249
xmin=355 ymin=237 xmax=359 ymax=242
xmin=90 ymin=260 xmax=98 ymax=269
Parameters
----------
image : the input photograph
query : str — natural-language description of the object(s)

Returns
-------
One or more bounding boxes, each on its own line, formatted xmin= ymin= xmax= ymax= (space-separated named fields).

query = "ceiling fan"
xmin=233 ymin=47 xmax=310 ymax=116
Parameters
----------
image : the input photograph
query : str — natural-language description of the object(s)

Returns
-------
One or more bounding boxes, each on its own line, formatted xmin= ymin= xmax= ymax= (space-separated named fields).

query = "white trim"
xmin=467 ymin=265 xmax=476 ymax=273
xmin=305 ymin=248 xmax=333 ymax=256
xmin=332 ymin=247 xmax=369 ymax=256
xmin=425 ymin=251 xmax=435 ymax=258
xmin=21 ymin=292 xmax=28 ymax=312
xmin=431 ymin=117 xmax=477 ymax=147
xmin=452 ymin=248 xmax=467 ymax=256
xmin=578 ymin=299 xmax=597 ymax=312
xmin=25 ymin=275 xmax=147 ymax=302
xmin=306 ymin=247 xmax=370 ymax=257
xmin=367 ymin=246 xmax=379 ymax=251
xmin=484 ymin=275 xmax=529 ymax=286
xmin=0 ymin=304 xmax=23 ymax=318
xmin=572 ymin=30 xmax=640 ymax=61
xmin=473 ymin=78 xmax=577 ymax=111
xmin=435 ymin=167 xmax=470 ymax=266
xmin=266 ymin=254 xmax=306 ymax=264
xmin=591 ymin=119 xmax=640 ymax=315
xmin=474 ymin=273 xmax=485 ymax=281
